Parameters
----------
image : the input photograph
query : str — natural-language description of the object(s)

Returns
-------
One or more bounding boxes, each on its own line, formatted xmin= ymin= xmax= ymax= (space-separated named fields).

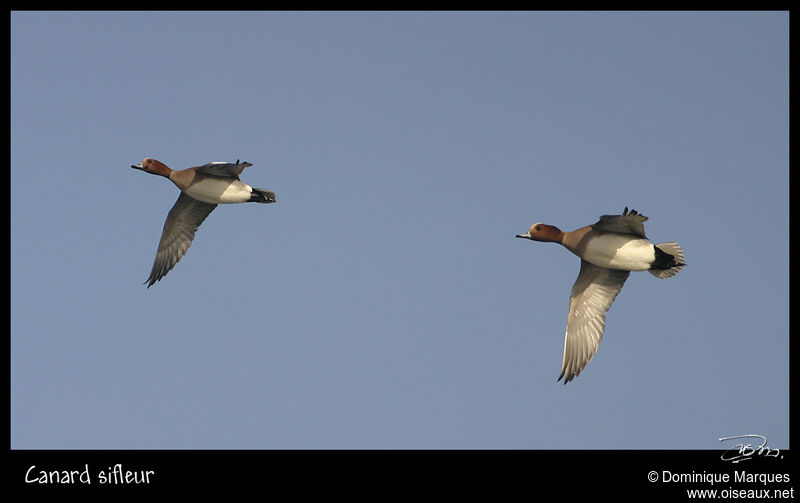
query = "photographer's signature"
xmin=719 ymin=434 xmax=782 ymax=463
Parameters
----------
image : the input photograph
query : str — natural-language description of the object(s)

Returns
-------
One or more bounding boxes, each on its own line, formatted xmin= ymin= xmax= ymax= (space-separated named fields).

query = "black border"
xmin=6 ymin=449 xmax=796 ymax=495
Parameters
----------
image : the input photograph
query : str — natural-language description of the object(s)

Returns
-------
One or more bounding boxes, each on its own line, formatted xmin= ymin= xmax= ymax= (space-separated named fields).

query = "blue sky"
xmin=11 ymin=11 xmax=788 ymax=449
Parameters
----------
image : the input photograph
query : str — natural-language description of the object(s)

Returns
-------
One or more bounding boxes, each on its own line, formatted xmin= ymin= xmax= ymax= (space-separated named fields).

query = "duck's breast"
xmin=581 ymin=233 xmax=655 ymax=271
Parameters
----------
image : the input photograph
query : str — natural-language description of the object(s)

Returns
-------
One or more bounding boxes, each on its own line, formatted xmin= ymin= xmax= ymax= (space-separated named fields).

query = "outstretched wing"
xmin=559 ymin=260 xmax=630 ymax=383
xmin=593 ymin=207 xmax=648 ymax=238
xmin=145 ymin=192 xmax=217 ymax=287
xmin=193 ymin=159 xmax=254 ymax=179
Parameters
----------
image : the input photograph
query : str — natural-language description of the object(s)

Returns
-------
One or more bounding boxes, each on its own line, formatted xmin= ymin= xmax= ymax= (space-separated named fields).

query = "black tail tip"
xmin=250 ymin=189 xmax=276 ymax=203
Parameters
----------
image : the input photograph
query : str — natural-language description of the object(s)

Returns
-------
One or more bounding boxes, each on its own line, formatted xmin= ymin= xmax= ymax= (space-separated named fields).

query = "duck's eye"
xmin=535 ymin=225 xmax=542 ymax=231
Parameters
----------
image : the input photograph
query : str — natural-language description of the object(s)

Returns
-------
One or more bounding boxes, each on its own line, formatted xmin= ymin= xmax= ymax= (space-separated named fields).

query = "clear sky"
xmin=11 ymin=11 xmax=788 ymax=449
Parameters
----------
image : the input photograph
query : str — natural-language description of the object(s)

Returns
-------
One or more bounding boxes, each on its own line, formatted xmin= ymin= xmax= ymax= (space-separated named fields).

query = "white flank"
xmin=582 ymin=234 xmax=655 ymax=271
xmin=185 ymin=179 xmax=253 ymax=204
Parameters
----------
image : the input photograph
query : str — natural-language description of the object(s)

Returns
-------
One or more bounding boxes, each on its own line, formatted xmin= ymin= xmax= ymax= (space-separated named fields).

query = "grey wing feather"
xmin=559 ymin=260 xmax=630 ymax=383
xmin=592 ymin=206 xmax=648 ymax=238
xmin=194 ymin=160 xmax=253 ymax=178
xmin=146 ymin=193 xmax=217 ymax=287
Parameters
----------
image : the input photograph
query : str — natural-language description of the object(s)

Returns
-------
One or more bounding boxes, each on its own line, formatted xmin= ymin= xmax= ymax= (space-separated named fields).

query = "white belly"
xmin=581 ymin=234 xmax=655 ymax=271
xmin=185 ymin=178 xmax=253 ymax=204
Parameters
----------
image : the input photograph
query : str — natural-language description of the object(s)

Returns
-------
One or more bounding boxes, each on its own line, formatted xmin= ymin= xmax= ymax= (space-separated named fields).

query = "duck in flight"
xmin=516 ymin=207 xmax=685 ymax=383
xmin=131 ymin=158 xmax=276 ymax=287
